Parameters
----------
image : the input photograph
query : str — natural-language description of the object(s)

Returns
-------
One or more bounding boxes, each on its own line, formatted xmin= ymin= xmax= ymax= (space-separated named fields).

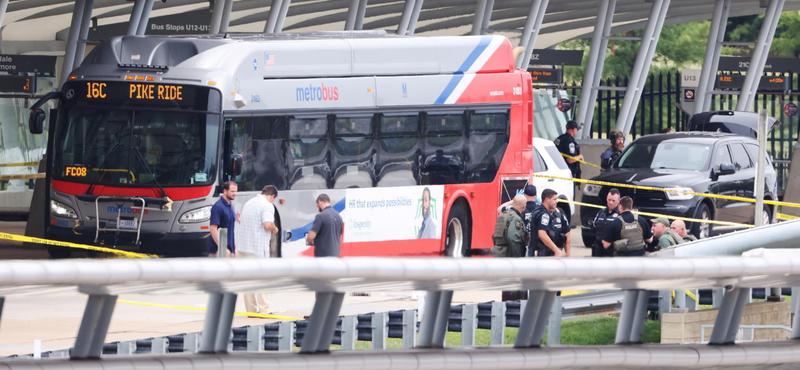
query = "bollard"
xmin=402 ymin=309 xmax=417 ymax=349
xmin=341 ymin=316 xmax=357 ymax=351
xmin=461 ymin=304 xmax=478 ymax=346
xmin=247 ymin=325 xmax=265 ymax=352
xmin=372 ymin=312 xmax=387 ymax=350
xmin=490 ymin=301 xmax=506 ymax=345
xmin=278 ymin=321 xmax=294 ymax=351
xmin=547 ymin=297 xmax=563 ymax=345
xmin=218 ymin=228 xmax=228 ymax=258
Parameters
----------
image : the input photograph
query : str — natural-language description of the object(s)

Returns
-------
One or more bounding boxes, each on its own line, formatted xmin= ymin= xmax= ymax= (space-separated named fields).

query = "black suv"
xmin=579 ymin=131 xmax=777 ymax=246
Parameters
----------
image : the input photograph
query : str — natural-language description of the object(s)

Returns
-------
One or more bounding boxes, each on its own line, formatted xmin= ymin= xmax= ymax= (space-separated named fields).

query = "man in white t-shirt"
xmin=237 ymin=185 xmax=279 ymax=317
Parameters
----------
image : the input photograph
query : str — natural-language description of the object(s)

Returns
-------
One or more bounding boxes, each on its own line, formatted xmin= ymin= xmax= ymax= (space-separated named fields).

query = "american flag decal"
xmin=265 ymin=53 xmax=275 ymax=66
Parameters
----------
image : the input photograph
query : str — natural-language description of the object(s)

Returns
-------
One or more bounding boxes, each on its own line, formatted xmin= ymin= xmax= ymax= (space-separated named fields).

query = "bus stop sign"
xmin=557 ymin=98 xmax=572 ymax=112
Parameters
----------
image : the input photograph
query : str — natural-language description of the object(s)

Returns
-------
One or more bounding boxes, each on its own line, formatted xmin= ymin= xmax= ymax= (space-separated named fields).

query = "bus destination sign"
xmin=715 ymin=75 xmax=790 ymax=92
xmin=81 ymin=82 xmax=188 ymax=103
xmin=529 ymin=68 xmax=562 ymax=85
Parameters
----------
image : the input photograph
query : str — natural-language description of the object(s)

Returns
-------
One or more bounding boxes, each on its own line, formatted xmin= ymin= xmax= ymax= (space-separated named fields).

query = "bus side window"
xmin=288 ymin=116 xmax=330 ymax=190
xmin=332 ymin=114 xmax=376 ymax=189
xmin=229 ymin=116 xmax=289 ymax=191
xmin=377 ymin=114 xmax=421 ymax=187
xmin=465 ymin=111 xmax=509 ymax=183
xmin=422 ymin=112 xmax=466 ymax=185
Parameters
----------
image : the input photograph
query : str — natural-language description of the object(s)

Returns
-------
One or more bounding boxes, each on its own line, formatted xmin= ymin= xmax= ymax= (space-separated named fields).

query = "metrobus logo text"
xmin=107 ymin=206 xmax=149 ymax=215
xmin=296 ymin=83 xmax=339 ymax=102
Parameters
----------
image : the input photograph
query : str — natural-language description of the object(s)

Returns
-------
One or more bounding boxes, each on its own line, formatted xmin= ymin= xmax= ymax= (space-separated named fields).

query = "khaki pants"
xmin=238 ymin=251 xmax=269 ymax=315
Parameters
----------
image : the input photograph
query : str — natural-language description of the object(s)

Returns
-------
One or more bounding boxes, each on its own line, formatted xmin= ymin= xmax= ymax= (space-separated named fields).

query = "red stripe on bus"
xmin=52 ymin=180 xmax=213 ymax=201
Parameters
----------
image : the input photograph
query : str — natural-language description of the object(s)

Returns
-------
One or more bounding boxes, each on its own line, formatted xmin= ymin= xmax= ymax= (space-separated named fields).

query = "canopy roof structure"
xmin=2 ymin=0 xmax=800 ymax=55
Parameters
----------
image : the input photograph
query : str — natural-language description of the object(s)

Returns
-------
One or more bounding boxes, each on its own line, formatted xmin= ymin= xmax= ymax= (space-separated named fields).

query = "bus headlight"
xmin=179 ymin=206 xmax=212 ymax=223
xmin=665 ymin=187 xmax=695 ymax=200
xmin=51 ymin=200 xmax=77 ymax=219
xmin=583 ymin=184 xmax=601 ymax=197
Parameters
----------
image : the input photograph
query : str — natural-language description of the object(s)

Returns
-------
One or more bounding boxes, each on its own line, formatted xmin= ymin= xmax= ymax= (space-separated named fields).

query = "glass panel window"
xmin=533 ymin=149 xmax=548 ymax=173
xmin=465 ymin=111 xmax=508 ymax=183
xmin=712 ymin=145 xmax=733 ymax=170
xmin=230 ymin=116 xmax=289 ymax=191
xmin=423 ymin=113 xmax=465 ymax=185
xmin=730 ymin=143 xmax=753 ymax=170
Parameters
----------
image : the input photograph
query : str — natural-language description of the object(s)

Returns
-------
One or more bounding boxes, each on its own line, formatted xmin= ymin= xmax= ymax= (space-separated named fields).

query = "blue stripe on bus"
xmin=285 ymin=197 xmax=347 ymax=242
xmin=434 ymin=36 xmax=492 ymax=104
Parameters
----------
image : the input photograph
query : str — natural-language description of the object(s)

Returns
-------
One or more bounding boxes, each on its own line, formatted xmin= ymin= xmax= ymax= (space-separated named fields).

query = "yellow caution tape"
xmin=671 ymin=290 xmax=700 ymax=303
xmin=0 ymin=232 xmax=156 ymax=258
xmin=0 ymin=161 xmax=39 ymax=168
xmin=560 ymin=153 xmax=603 ymax=170
xmin=117 ymin=299 xmax=303 ymax=321
xmin=535 ymin=173 xmax=800 ymax=209
xmin=0 ymin=173 xmax=45 ymax=181
xmin=559 ymin=198 xmax=754 ymax=228
xmin=777 ymin=212 xmax=799 ymax=221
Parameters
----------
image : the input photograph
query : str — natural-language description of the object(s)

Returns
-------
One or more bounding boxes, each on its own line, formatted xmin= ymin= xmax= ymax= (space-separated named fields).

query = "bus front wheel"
xmin=445 ymin=203 xmax=470 ymax=258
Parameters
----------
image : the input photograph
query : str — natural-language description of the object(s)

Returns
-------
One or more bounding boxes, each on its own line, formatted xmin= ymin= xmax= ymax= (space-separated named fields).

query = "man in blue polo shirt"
xmin=209 ymin=181 xmax=237 ymax=256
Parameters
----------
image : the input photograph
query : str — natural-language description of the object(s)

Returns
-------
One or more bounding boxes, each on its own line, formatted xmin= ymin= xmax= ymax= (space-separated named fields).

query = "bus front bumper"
xmin=46 ymin=225 xmax=209 ymax=257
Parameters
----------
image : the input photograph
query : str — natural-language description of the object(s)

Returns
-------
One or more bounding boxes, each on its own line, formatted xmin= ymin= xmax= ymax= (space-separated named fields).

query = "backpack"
xmin=490 ymin=210 xmax=511 ymax=257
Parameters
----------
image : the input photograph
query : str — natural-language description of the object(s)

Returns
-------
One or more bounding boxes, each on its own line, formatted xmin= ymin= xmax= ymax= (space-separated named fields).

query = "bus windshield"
xmin=53 ymin=107 xmax=219 ymax=187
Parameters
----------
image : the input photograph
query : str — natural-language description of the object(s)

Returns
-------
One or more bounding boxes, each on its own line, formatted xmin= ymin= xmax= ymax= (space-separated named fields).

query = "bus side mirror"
xmin=29 ymin=109 xmax=45 ymax=134
xmin=228 ymin=154 xmax=243 ymax=177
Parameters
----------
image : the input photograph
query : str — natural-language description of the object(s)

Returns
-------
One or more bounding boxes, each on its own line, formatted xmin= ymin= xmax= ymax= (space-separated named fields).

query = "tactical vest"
xmin=616 ymin=218 xmax=645 ymax=252
xmin=493 ymin=211 xmax=509 ymax=246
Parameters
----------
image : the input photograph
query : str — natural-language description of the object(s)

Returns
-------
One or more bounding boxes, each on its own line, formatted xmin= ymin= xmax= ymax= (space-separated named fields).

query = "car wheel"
xmin=761 ymin=206 xmax=772 ymax=226
xmin=692 ymin=203 xmax=712 ymax=239
xmin=581 ymin=234 xmax=595 ymax=248
xmin=445 ymin=202 xmax=471 ymax=258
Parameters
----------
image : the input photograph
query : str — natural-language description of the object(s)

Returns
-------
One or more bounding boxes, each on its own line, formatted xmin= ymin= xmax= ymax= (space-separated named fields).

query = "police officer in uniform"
xmin=602 ymin=196 xmax=653 ymax=257
xmin=591 ymin=188 xmax=621 ymax=257
xmin=530 ymin=189 xmax=565 ymax=257
xmin=554 ymin=121 xmax=583 ymax=181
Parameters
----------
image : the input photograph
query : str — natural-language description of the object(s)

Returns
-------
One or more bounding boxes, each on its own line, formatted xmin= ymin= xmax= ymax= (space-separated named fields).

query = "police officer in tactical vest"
xmin=602 ymin=196 xmax=653 ymax=257
xmin=591 ymin=188 xmax=621 ymax=257
xmin=531 ymin=189 xmax=567 ymax=257
xmin=554 ymin=121 xmax=583 ymax=181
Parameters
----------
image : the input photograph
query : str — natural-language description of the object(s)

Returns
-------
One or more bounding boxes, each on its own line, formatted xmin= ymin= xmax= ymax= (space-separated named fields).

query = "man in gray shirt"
xmin=305 ymin=193 xmax=344 ymax=257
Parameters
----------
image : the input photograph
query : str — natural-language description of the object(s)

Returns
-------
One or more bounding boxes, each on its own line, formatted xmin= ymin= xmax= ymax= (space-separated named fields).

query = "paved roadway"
xmin=0 ymin=221 xmax=591 ymax=356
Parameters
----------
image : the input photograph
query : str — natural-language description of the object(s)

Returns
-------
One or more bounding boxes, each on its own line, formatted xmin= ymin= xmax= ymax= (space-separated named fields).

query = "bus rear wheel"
xmin=445 ymin=203 xmax=470 ymax=258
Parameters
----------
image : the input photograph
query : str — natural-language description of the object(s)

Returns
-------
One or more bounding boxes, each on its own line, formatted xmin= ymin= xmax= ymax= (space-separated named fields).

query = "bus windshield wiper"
xmin=130 ymin=145 xmax=169 ymax=200
xmin=85 ymin=142 xmax=123 ymax=195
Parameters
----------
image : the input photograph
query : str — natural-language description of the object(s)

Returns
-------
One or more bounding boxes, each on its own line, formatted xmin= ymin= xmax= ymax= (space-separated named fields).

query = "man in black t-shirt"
xmin=306 ymin=193 xmax=344 ymax=257
xmin=602 ymin=196 xmax=653 ymax=257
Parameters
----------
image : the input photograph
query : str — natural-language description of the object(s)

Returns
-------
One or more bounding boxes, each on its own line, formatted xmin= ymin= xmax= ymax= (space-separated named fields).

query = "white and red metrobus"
xmin=30 ymin=32 xmax=534 ymax=258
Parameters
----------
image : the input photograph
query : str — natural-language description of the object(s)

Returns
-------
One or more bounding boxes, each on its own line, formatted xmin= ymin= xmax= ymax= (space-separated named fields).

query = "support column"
xmin=530 ymin=291 xmax=556 ymax=347
xmin=135 ymin=0 xmax=155 ymax=35
xmin=417 ymin=291 xmax=442 ymax=347
xmin=316 ymin=293 xmax=345 ymax=352
xmin=214 ymin=292 xmax=237 ymax=353
xmin=73 ymin=0 xmax=95 ymax=69
xmin=629 ymin=290 xmax=650 ymax=343
xmin=792 ymin=287 xmax=800 ymax=339
xmin=219 ymin=0 xmax=235 ymax=34
xmin=615 ymin=290 xmax=639 ymax=344
xmin=514 ymin=291 xmax=545 ymax=348
xmin=694 ymin=0 xmax=731 ymax=114
xmin=617 ymin=0 xmax=671 ymax=135
xmin=199 ymin=293 xmax=224 ymax=353
xmin=737 ymin=0 xmax=785 ymax=111
xmin=126 ymin=0 xmax=146 ymax=35
xmin=0 ymin=297 xmax=4 ymax=331
xmin=345 ymin=0 xmax=360 ymax=30
xmin=396 ymin=0 xmax=416 ymax=36
xmin=577 ymin=0 xmax=616 ymax=138
xmin=264 ymin=0 xmax=283 ymax=33
xmin=300 ymin=292 xmax=334 ymax=353
xmin=354 ymin=0 xmax=368 ymax=30
xmin=431 ymin=290 xmax=453 ymax=348
xmin=273 ymin=0 xmax=292 ymax=33
xmin=724 ymin=288 xmax=750 ymax=344
xmin=406 ymin=0 xmax=424 ymax=35
xmin=0 ymin=0 xmax=10 ymax=33
xmin=470 ymin=0 xmax=489 ymax=35
xmin=59 ymin=0 xmax=87 ymax=87
xmin=210 ymin=0 xmax=227 ymax=34
xmin=709 ymin=288 xmax=745 ymax=344
xmin=516 ymin=0 xmax=549 ymax=69
xmin=72 ymin=294 xmax=117 ymax=359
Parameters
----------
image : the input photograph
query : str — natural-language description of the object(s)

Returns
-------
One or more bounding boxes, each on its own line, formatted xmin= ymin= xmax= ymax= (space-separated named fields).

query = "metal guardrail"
xmin=700 ymin=324 xmax=793 ymax=343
